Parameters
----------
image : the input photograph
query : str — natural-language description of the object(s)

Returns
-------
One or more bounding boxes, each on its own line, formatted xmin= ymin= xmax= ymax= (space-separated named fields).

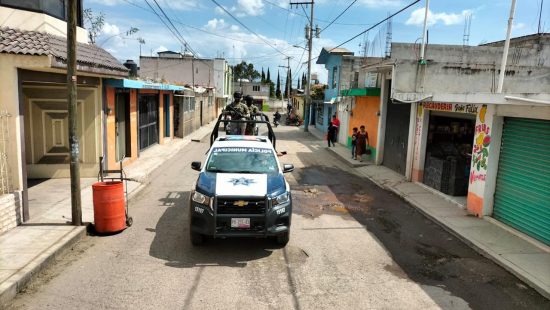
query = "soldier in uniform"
xmin=226 ymin=91 xmax=249 ymax=135
xmin=244 ymin=95 xmax=259 ymax=135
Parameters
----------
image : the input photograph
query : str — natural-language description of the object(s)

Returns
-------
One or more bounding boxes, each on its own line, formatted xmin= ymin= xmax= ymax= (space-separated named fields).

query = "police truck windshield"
xmin=206 ymin=147 xmax=278 ymax=174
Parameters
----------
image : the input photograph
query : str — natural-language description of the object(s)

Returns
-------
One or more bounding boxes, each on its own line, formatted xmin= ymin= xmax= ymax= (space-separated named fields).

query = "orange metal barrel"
xmin=92 ymin=181 xmax=126 ymax=233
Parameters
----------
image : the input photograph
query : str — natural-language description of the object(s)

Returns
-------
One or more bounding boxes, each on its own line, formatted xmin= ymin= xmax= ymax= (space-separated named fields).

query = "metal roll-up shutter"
xmin=493 ymin=118 xmax=550 ymax=245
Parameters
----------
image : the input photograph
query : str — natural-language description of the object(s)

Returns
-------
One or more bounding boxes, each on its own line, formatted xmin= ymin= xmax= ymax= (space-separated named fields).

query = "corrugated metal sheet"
xmin=493 ymin=118 xmax=550 ymax=246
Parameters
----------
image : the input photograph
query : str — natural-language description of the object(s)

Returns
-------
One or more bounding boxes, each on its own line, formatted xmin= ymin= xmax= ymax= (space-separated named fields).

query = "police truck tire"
xmin=276 ymin=231 xmax=289 ymax=246
xmin=190 ymin=231 xmax=204 ymax=246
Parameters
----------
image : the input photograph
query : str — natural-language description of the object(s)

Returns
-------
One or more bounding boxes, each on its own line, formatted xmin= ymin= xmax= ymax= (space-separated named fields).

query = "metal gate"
xmin=383 ymin=96 xmax=410 ymax=175
xmin=493 ymin=117 xmax=550 ymax=245
xmin=138 ymin=94 xmax=159 ymax=150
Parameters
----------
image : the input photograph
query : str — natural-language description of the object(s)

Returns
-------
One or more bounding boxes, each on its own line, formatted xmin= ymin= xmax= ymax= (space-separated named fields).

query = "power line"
xmin=262 ymin=0 xmax=372 ymax=26
xmin=319 ymin=0 xmax=357 ymax=35
xmin=151 ymin=0 xmax=197 ymax=55
xmin=325 ymin=0 xmax=420 ymax=57
xmin=210 ymin=0 xmax=289 ymax=57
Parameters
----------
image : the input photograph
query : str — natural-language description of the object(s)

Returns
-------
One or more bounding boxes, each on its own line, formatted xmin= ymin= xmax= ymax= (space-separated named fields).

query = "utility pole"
xmin=497 ymin=0 xmax=516 ymax=93
xmin=279 ymin=56 xmax=292 ymax=112
xmin=67 ymin=0 xmax=82 ymax=226
xmin=291 ymin=1 xmax=314 ymax=132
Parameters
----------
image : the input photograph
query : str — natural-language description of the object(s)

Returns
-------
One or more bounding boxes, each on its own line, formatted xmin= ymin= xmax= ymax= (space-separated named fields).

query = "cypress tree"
xmin=261 ymin=67 xmax=265 ymax=83
xmin=276 ymin=71 xmax=281 ymax=99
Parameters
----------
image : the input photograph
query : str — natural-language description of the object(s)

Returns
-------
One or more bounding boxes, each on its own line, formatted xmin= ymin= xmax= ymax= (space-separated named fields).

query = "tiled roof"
xmin=0 ymin=27 xmax=128 ymax=75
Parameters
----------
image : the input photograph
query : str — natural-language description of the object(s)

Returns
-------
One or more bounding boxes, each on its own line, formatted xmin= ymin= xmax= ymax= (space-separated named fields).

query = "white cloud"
xmin=237 ymin=0 xmax=264 ymax=16
xmin=153 ymin=45 xmax=169 ymax=55
xmin=161 ymin=0 xmax=201 ymax=11
xmin=87 ymin=0 xmax=125 ymax=6
xmin=406 ymin=7 xmax=472 ymax=27
xmin=359 ymin=0 xmax=401 ymax=8
xmin=214 ymin=0 xmax=264 ymax=17
xmin=512 ymin=22 xmax=525 ymax=31
xmin=230 ymin=25 xmax=240 ymax=31
xmin=205 ymin=18 xmax=226 ymax=31
xmin=102 ymin=22 xmax=120 ymax=36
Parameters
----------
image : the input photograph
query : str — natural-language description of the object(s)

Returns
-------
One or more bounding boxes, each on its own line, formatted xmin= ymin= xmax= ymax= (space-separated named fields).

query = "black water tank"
xmin=123 ymin=60 xmax=138 ymax=77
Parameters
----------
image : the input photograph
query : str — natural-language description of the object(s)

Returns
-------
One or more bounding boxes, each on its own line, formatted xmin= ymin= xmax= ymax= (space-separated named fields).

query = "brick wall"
xmin=0 ymin=193 xmax=21 ymax=234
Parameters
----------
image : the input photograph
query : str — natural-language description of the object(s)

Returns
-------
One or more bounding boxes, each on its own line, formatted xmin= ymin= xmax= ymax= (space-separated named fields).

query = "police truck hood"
xmin=196 ymin=172 xmax=285 ymax=197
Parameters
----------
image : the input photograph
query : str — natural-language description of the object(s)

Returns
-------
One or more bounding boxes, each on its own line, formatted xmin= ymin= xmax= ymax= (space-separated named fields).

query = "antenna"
xmin=385 ymin=12 xmax=392 ymax=58
xmin=463 ymin=12 xmax=472 ymax=47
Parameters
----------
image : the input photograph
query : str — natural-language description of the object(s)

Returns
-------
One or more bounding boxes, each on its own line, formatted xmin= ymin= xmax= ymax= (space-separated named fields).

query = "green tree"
xmin=266 ymin=68 xmax=275 ymax=97
xmin=276 ymin=71 xmax=281 ymax=99
xmin=297 ymin=75 xmax=301 ymax=89
xmin=261 ymin=68 xmax=265 ymax=83
xmin=231 ymin=61 xmax=260 ymax=82
xmin=83 ymin=8 xmax=104 ymax=44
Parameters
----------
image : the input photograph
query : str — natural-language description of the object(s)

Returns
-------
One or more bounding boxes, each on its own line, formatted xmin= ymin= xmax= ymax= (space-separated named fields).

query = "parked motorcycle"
xmin=285 ymin=113 xmax=303 ymax=126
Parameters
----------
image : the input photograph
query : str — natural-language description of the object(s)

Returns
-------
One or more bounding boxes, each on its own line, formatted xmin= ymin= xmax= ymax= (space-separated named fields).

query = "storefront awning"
xmin=105 ymin=79 xmax=187 ymax=91
xmin=324 ymin=96 xmax=341 ymax=104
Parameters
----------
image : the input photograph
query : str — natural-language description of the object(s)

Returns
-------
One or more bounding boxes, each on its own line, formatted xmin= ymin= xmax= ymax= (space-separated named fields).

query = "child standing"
xmin=355 ymin=125 xmax=369 ymax=162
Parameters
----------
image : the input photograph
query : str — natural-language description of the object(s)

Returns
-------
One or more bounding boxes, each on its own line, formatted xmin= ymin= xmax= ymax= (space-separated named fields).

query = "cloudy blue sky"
xmin=85 ymin=0 xmax=549 ymax=84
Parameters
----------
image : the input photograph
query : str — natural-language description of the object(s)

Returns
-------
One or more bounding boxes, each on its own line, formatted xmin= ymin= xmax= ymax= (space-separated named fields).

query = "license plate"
xmin=231 ymin=218 xmax=250 ymax=228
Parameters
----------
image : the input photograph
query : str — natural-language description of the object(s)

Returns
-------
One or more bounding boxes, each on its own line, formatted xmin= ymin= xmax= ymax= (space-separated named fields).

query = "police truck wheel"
xmin=190 ymin=231 xmax=204 ymax=246
xmin=276 ymin=231 xmax=289 ymax=246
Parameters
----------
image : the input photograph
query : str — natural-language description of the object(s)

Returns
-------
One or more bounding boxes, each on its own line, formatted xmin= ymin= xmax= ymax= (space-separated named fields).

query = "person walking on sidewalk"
xmin=327 ymin=121 xmax=337 ymax=147
xmin=351 ymin=127 xmax=358 ymax=159
xmin=332 ymin=114 xmax=340 ymax=137
xmin=355 ymin=125 xmax=370 ymax=162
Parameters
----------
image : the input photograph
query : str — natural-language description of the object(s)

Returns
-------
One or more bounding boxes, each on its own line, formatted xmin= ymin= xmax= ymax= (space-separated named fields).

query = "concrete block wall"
xmin=0 ymin=193 xmax=21 ymax=234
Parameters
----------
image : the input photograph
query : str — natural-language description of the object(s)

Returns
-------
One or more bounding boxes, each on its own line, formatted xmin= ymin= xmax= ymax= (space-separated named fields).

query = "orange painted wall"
xmin=129 ymin=89 xmax=138 ymax=162
xmin=159 ymin=92 xmax=165 ymax=145
xmin=467 ymin=192 xmax=484 ymax=217
xmin=105 ymin=87 xmax=138 ymax=170
xmin=348 ymin=96 xmax=380 ymax=148
xmin=106 ymin=87 xmax=117 ymax=170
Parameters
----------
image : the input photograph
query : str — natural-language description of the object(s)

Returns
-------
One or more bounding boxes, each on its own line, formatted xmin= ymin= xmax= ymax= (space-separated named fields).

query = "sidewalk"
xmin=0 ymin=122 xmax=216 ymax=306
xmin=308 ymin=125 xmax=550 ymax=299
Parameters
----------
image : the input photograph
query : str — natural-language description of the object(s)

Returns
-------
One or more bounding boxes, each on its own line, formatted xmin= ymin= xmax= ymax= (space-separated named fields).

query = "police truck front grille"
xmin=217 ymin=198 xmax=266 ymax=214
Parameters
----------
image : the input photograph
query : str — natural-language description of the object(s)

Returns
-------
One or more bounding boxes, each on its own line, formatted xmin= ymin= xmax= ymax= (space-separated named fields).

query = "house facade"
xmin=0 ymin=1 xmax=128 ymax=233
xmin=233 ymin=80 xmax=270 ymax=109
xmin=365 ymin=36 xmax=550 ymax=246
xmin=103 ymin=79 xmax=186 ymax=170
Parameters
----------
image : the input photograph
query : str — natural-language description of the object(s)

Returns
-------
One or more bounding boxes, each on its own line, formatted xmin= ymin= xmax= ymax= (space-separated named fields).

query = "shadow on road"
xmin=289 ymin=138 xmax=549 ymax=310
xmin=149 ymin=191 xmax=276 ymax=268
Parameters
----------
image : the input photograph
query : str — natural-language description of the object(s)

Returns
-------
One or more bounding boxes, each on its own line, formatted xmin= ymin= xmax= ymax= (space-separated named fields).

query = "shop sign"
xmin=422 ymin=102 xmax=478 ymax=114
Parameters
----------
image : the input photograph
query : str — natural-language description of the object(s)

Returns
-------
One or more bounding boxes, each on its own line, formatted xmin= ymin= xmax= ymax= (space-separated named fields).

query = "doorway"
xmin=164 ymin=94 xmax=170 ymax=138
xmin=138 ymin=94 xmax=159 ymax=150
xmin=115 ymin=91 xmax=130 ymax=161
xmin=423 ymin=112 xmax=475 ymax=196
xmin=383 ymin=98 xmax=411 ymax=175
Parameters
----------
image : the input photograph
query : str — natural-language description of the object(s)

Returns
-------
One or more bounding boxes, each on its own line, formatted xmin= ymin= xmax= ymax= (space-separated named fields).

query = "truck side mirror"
xmin=283 ymin=164 xmax=294 ymax=173
xmin=191 ymin=161 xmax=202 ymax=171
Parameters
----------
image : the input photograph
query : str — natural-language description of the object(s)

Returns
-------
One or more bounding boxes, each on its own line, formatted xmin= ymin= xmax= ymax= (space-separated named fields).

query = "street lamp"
xmin=292 ymin=44 xmax=308 ymax=50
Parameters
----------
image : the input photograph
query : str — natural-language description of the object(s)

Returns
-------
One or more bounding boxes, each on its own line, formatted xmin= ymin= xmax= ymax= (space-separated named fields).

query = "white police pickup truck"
xmin=189 ymin=113 xmax=293 ymax=246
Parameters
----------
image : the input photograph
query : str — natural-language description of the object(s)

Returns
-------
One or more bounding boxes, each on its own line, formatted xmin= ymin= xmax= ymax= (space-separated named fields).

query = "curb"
xmin=355 ymin=169 xmax=550 ymax=300
xmin=0 ymin=124 xmax=215 ymax=307
xmin=326 ymin=147 xmax=368 ymax=168
xmin=0 ymin=226 xmax=86 ymax=307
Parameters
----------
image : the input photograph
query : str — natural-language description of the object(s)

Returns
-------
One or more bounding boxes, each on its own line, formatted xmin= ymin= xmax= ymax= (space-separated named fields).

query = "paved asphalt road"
xmin=7 ymin=124 xmax=549 ymax=310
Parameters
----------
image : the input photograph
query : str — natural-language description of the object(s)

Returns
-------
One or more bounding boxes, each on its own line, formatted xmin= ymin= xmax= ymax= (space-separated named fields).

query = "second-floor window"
xmin=253 ymin=85 xmax=260 ymax=92
xmin=332 ymin=67 xmax=338 ymax=89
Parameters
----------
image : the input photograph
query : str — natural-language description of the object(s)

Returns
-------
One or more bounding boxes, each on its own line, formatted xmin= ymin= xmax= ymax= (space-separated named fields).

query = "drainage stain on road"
xmin=290 ymin=164 xmax=549 ymax=310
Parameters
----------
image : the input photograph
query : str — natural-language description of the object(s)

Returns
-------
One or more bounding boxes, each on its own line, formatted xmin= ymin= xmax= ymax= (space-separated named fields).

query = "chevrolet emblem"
xmin=233 ymin=200 xmax=248 ymax=207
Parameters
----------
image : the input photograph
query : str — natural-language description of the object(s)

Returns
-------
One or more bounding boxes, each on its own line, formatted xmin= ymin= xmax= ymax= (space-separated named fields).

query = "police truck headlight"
xmin=192 ymin=191 xmax=211 ymax=206
xmin=273 ymin=192 xmax=290 ymax=206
